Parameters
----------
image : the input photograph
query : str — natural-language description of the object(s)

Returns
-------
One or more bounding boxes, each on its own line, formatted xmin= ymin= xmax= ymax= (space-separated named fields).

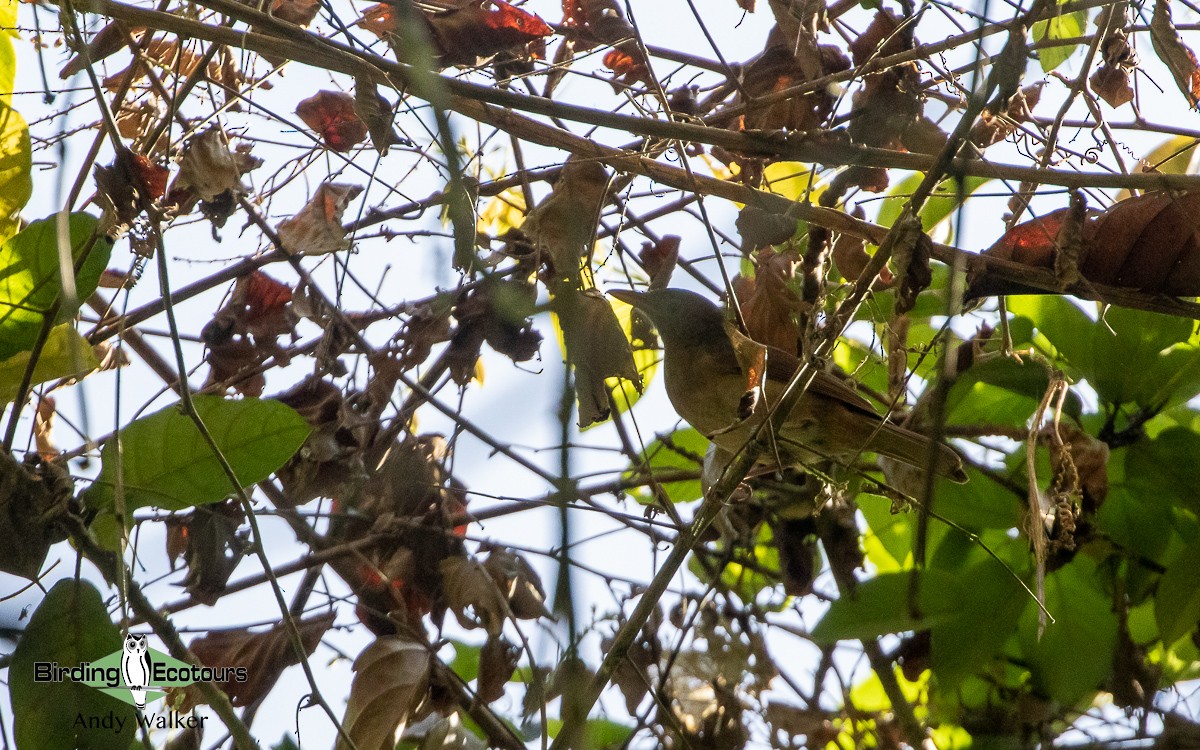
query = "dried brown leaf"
xmin=439 ymin=556 xmax=510 ymax=636
xmin=177 ymin=501 xmax=249 ymax=606
xmin=639 ymin=235 xmax=680 ymax=289
xmin=276 ymin=182 xmax=364 ymax=255
xmin=477 ymin=635 xmax=520 ymax=704
xmin=1151 ymin=0 xmax=1200 ymax=108
xmin=336 ymin=637 xmax=431 ymax=750
xmin=172 ymin=127 xmax=246 ymax=203
xmin=732 ymin=248 xmax=803 ymax=352
xmin=483 ymin=548 xmax=553 ymax=620
xmin=33 ymin=397 xmax=57 ymax=462
xmin=184 ymin=610 xmax=334 ymax=709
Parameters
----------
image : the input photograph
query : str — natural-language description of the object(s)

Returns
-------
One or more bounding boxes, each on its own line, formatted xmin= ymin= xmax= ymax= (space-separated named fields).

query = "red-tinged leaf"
xmin=427 ymin=0 xmax=555 ymax=67
xmin=355 ymin=3 xmax=395 ymax=38
xmin=603 ymin=48 xmax=650 ymax=85
xmin=128 ymin=152 xmax=168 ymax=200
xmin=484 ymin=0 xmax=553 ymax=37
xmin=296 ymin=91 xmax=368 ymax=152
xmin=983 ymin=208 xmax=1072 ymax=268
xmin=639 ymin=235 xmax=680 ymax=289
xmin=243 ymin=271 xmax=293 ymax=320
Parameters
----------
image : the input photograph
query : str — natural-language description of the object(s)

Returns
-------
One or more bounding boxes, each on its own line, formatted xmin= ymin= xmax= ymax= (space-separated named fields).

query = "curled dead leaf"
xmin=477 ymin=634 xmax=520 ymax=704
xmin=181 ymin=610 xmax=334 ymax=710
xmin=560 ymin=0 xmax=649 ymax=87
xmin=172 ymin=127 xmax=247 ymax=203
xmin=1150 ymin=0 xmax=1200 ymax=108
xmin=555 ymin=287 xmax=640 ymax=427
xmin=336 ymin=637 xmax=431 ymax=750
xmin=483 ymin=548 xmax=553 ymax=620
xmin=1092 ymin=29 xmax=1137 ymax=109
xmin=175 ymin=500 xmax=249 ymax=606
xmin=276 ymin=182 xmax=364 ymax=255
xmin=94 ymin=150 xmax=169 ymax=226
xmin=439 ymin=556 xmax=511 ymax=636
xmin=732 ymin=248 xmax=804 ymax=353
xmin=970 ymin=82 xmax=1044 ymax=149
xmin=202 ymin=271 xmax=296 ymax=396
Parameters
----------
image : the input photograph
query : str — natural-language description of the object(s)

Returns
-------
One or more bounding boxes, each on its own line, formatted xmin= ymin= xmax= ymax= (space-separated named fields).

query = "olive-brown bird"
xmin=609 ymin=288 xmax=967 ymax=482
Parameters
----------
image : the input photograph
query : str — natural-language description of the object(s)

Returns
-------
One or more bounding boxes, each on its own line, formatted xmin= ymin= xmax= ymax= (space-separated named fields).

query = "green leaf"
xmin=9 ymin=580 xmax=137 ymax=750
xmin=1124 ymin=427 xmax=1200 ymax=513
xmin=1032 ymin=6 xmax=1086 ymax=72
xmin=0 ymin=214 xmax=110 ymax=360
xmin=0 ymin=101 xmax=31 ymax=240
xmin=0 ymin=324 xmax=99 ymax=404
xmin=1095 ymin=485 xmax=1175 ymax=564
xmin=83 ymin=395 xmax=311 ymax=515
xmin=1156 ymin=535 xmax=1200 ymax=646
xmin=1016 ymin=556 xmax=1118 ymax=706
xmin=860 ymin=494 xmax=914 ymax=572
xmin=583 ymin=718 xmax=635 ymax=749
xmin=1007 ymin=297 xmax=1094 ymax=378
xmin=1088 ymin=307 xmax=1195 ymax=408
xmin=812 ymin=569 xmax=964 ymax=643
xmin=449 ymin=639 xmax=482 ymax=683
xmin=271 ymin=736 xmax=300 ymax=750
xmin=626 ymin=427 xmax=707 ymax=505
xmin=946 ymin=356 xmax=1082 ymax=427
xmin=931 ymin=556 xmax=1030 ymax=686
xmin=0 ymin=13 xmax=15 ymax=101
xmin=936 ymin=465 xmax=1024 ymax=530
xmin=877 ymin=174 xmax=992 ymax=240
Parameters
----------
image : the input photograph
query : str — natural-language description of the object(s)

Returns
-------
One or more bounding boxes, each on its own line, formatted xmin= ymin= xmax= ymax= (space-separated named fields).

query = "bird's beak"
xmin=607 ymin=289 xmax=645 ymax=309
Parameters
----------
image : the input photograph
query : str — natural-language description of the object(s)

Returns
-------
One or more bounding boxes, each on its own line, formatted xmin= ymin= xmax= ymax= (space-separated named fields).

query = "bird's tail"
xmin=869 ymin=423 xmax=968 ymax=483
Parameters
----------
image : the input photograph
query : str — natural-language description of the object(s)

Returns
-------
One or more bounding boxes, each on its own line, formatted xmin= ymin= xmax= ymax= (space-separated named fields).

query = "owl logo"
xmin=120 ymin=634 xmax=152 ymax=711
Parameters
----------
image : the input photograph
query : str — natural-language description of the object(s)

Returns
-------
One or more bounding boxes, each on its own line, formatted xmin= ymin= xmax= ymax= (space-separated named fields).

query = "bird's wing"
xmin=728 ymin=326 xmax=880 ymax=414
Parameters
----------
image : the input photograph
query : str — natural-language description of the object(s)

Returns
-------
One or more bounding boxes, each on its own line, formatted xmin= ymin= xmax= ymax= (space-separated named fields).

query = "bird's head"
xmin=608 ymin=288 xmax=732 ymax=355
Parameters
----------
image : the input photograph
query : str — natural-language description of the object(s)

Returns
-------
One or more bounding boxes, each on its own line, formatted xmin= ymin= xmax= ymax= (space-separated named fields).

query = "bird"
xmin=608 ymin=288 xmax=967 ymax=484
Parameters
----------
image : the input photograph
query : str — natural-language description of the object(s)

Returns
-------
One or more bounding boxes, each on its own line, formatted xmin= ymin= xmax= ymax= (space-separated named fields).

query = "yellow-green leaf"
xmin=0 ymin=324 xmax=99 ymax=404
